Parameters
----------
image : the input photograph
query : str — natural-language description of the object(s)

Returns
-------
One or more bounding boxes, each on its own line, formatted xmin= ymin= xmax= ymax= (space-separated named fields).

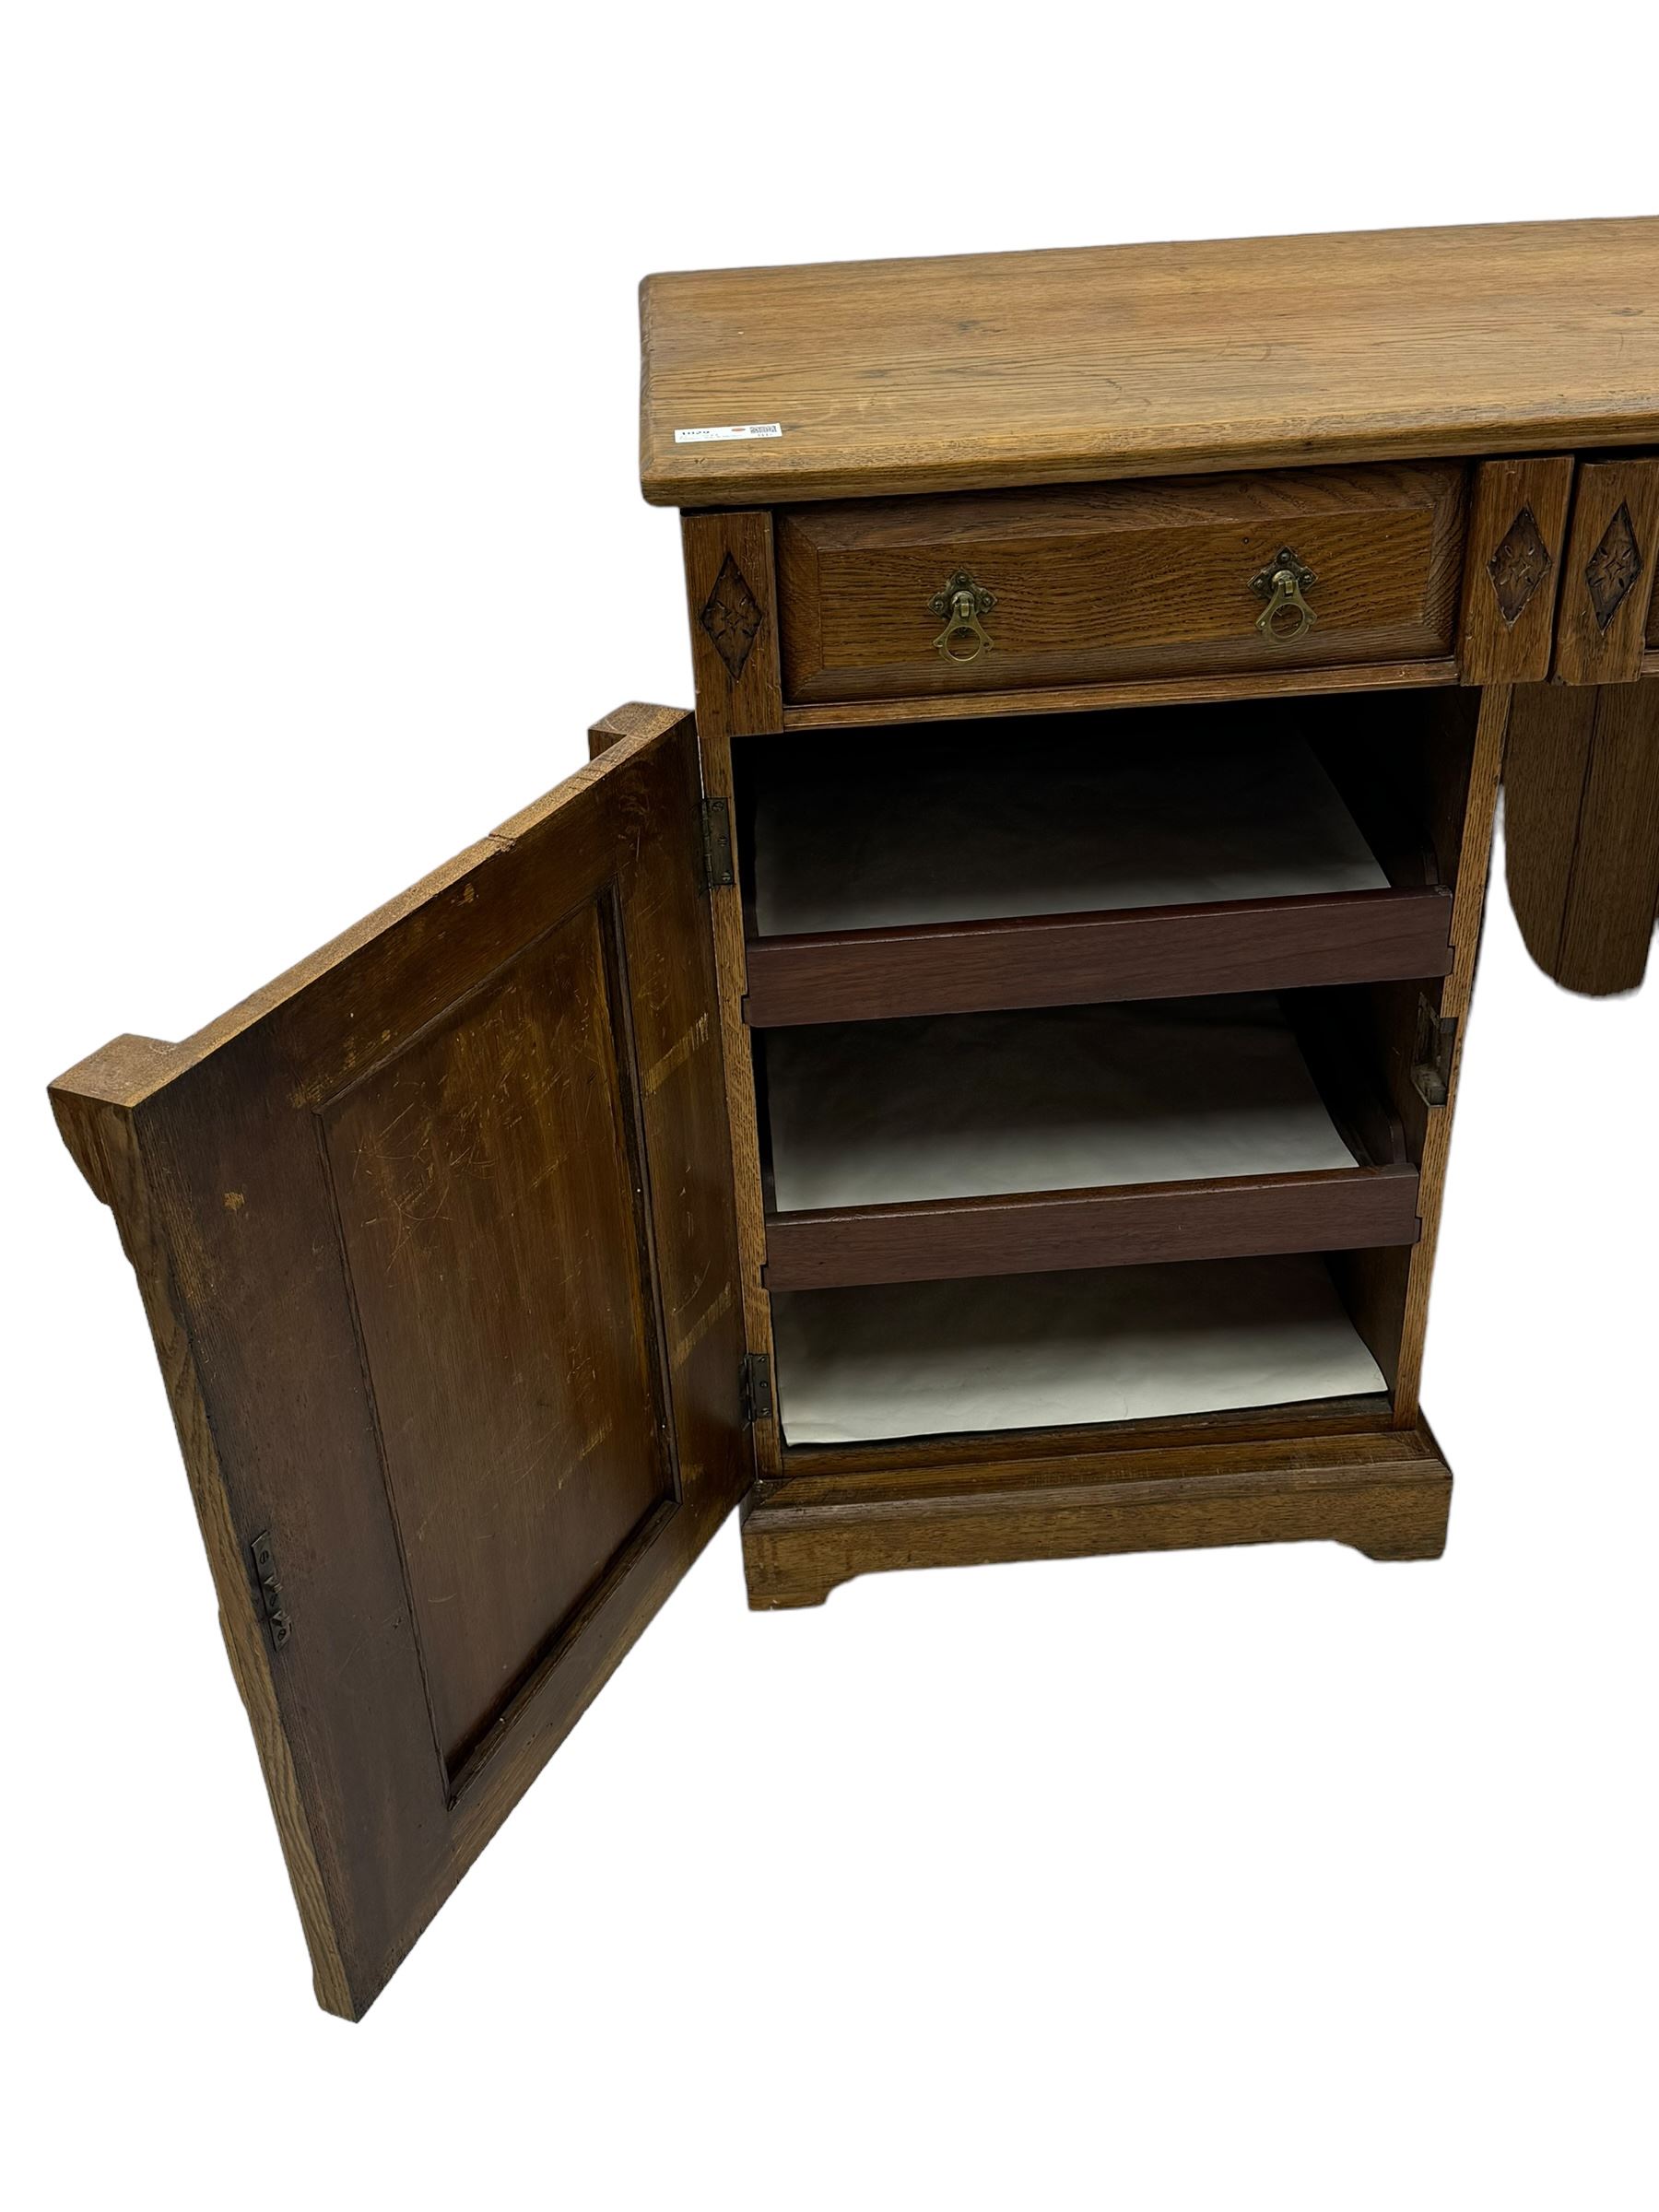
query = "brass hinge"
xmin=700 ymin=796 xmax=734 ymax=891
xmin=249 ymin=1530 xmax=292 ymax=1651
xmin=1411 ymin=995 xmax=1459 ymax=1107
xmin=741 ymin=1352 xmax=773 ymax=1425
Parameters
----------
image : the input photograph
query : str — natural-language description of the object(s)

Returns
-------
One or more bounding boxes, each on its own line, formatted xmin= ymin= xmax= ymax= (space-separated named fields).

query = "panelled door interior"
xmin=53 ymin=707 xmax=746 ymax=2018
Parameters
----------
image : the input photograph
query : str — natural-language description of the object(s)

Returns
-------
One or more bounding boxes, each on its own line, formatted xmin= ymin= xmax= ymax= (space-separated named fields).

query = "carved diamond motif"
xmin=1487 ymin=505 xmax=1552 ymax=626
xmin=699 ymin=552 xmax=762 ymax=680
xmin=1584 ymin=501 xmax=1643 ymax=631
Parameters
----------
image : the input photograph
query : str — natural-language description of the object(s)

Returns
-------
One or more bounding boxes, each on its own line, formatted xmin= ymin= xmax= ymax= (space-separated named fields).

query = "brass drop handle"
xmin=1250 ymin=547 xmax=1319 ymax=644
xmin=930 ymin=571 xmax=996 ymax=663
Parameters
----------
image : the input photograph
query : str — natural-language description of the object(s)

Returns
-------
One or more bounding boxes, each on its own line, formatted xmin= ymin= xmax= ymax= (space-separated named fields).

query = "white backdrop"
xmin=4 ymin=7 xmax=1656 ymax=2207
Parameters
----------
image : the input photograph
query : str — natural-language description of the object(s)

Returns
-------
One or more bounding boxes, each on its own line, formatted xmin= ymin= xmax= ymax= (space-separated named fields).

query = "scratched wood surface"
xmin=641 ymin=217 xmax=1659 ymax=507
xmin=50 ymin=706 xmax=748 ymax=2018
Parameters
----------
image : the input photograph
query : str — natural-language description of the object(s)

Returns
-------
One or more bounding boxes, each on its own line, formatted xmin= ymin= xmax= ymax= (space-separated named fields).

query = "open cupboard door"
xmin=50 ymin=704 xmax=748 ymax=2018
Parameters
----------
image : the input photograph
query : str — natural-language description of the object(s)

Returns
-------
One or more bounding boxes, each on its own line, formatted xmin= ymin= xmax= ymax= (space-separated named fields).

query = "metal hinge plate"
xmin=1411 ymin=995 xmax=1459 ymax=1107
xmin=741 ymin=1352 xmax=773 ymax=1425
xmin=249 ymin=1530 xmax=292 ymax=1650
xmin=700 ymin=797 xmax=734 ymax=891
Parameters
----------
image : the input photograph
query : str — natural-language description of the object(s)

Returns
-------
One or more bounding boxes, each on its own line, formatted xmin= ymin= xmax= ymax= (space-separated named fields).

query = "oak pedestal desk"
xmin=53 ymin=217 xmax=1659 ymax=2017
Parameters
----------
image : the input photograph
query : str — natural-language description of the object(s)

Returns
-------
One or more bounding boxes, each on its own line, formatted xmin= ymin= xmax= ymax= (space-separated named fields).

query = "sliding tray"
xmin=759 ymin=994 xmax=1418 ymax=1289
xmin=738 ymin=714 xmax=1453 ymax=1027
xmin=745 ymin=891 xmax=1452 ymax=1027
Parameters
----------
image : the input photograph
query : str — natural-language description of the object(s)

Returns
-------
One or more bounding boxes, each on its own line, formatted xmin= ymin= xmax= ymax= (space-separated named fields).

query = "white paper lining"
xmin=762 ymin=995 xmax=1356 ymax=1213
xmin=772 ymin=1254 xmax=1385 ymax=1446
xmin=752 ymin=730 xmax=1387 ymax=937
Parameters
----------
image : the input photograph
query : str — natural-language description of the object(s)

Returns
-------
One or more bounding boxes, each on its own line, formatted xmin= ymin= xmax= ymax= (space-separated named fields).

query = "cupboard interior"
xmin=750 ymin=986 xmax=1426 ymax=1296
xmin=737 ymin=690 xmax=1479 ymax=929
xmin=732 ymin=690 xmax=1473 ymax=1456
xmin=746 ymin=716 xmax=1383 ymax=936
xmin=769 ymin=1251 xmax=1394 ymax=1449
xmin=755 ymin=995 xmax=1419 ymax=1440
xmin=756 ymin=988 xmax=1413 ymax=1213
xmin=733 ymin=691 xmax=1477 ymax=1026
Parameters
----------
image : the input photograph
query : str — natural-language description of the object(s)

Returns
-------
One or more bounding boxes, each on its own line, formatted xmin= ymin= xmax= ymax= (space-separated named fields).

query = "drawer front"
xmin=777 ymin=464 xmax=1467 ymax=703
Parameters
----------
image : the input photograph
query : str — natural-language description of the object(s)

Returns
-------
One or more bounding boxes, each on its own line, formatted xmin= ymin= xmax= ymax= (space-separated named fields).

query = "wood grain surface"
xmin=1552 ymin=460 xmax=1659 ymax=685
xmin=775 ymin=656 xmax=1458 ymax=731
xmin=1505 ymin=678 xmax=1659 ymax=994
xmin=1457 ymin=455 xmax=1576 ymax=685
xmin=742 ymin=1421 xmax=1453 ymax=1607
xmin=1390 ymin=685 xmax=1510 ymax=1423
xmin=761 ymin=1164 xmax=1421 ymax=1291
xmin=742 ymin=888 xmax=1454 ymax=1030
xmin=680 ymin=513 xmax=786 ymax=1472
xmin=777 ymin=464 xmax=1466 ymax=702
xmin=641 ymin=218 xmax=1659 ymax=507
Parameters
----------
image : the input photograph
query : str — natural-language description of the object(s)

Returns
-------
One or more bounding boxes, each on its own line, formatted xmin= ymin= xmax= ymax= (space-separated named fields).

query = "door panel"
xmin=51 ymin=704 xmax=747 ymax=2018
xmin=323 ymin=900 xmax=676 ymax=1783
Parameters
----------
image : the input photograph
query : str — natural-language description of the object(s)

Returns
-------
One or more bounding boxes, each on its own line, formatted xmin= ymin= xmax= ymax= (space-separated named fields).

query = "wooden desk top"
xmin=640 ymin=217 xmax=1659 ymax=509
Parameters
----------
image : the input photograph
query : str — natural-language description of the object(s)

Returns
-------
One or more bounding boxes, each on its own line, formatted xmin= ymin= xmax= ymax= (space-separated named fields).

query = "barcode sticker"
xmin=673 ymin=422 xmax=783 ymax=444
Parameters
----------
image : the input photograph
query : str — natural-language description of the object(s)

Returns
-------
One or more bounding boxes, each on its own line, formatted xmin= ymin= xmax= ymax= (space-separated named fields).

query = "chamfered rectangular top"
xmin=640 ymin=217 xmax=1659 ymax=508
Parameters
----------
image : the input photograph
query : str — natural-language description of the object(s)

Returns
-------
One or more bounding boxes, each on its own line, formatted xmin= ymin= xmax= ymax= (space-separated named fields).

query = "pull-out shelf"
xmin=738 ymin=712 xmax=1453 ymax=1026
xmin=759 ymin=994 xmax=1418 ymax=1290
xmin=745 ymin=888 xmax=1453 ymax=1028
xmin=764 ymin=1163 xmax=1419 ymax=1291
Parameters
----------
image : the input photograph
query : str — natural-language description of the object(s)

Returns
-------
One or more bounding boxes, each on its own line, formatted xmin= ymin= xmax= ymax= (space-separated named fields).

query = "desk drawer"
xmin=777 ymin=463 xmax=1466 ymax=704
